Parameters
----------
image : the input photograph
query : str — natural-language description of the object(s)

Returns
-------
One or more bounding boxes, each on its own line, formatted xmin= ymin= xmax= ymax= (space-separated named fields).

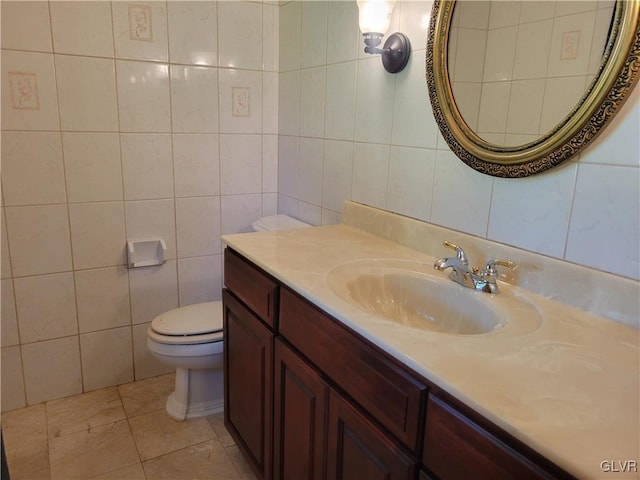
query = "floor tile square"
xmin=143 ymin=439 xmax=240 ymax=479
xmin=89 ymin=462 xmax=146 ymax=479
xmin=46 ymin=386 xmax=125 ymax=439
xmin=2 ymin=404 xmax=51 ymax=479
xmin=118 ymin=373 xmax=175 ymax=419
xmin=49 ymin=418 xmax=139 ymax=480
xmin=207 ymin=412 xmax=236 ymax=448
xmin=225 ymin=445 xmax=258 ymax=480
xmin=128 ymin=408 xmax=214 ymax=461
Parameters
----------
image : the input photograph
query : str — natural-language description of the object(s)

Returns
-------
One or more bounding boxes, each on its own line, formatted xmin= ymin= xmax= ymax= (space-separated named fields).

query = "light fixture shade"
xmin=357 ymin=0 xmax=396 ymax=34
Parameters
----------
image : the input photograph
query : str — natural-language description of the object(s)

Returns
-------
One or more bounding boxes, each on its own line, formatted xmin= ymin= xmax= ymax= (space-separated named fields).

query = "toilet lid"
xmin=151 ymin=301 xmax=223 ymax=336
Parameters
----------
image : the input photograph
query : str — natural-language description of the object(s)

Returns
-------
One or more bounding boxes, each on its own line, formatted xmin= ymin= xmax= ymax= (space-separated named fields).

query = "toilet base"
xmin=165 ymin=367 xmax=224 ymax=421
xmin=166 ymin=392 xmax=224 ymax=421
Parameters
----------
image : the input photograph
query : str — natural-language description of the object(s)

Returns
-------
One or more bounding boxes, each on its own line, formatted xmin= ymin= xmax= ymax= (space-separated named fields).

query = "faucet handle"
xmin=442 ymin=241 xmax=469 ymax=265
xmin=482 ymin=258 xmax=516 ymax=276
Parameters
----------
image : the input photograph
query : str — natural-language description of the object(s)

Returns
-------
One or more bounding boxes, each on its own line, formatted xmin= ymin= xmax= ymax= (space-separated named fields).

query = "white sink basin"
xmin=327 ymin=259 xmax=541 ymax=336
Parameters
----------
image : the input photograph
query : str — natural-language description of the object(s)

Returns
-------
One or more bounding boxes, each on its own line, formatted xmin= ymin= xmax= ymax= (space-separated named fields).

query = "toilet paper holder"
xmin=127 ymin=239 xmax=167 ymax=268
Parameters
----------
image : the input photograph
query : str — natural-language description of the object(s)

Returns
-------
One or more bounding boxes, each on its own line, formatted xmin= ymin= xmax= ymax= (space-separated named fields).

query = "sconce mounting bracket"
xmin=381 ymin=32 xmax=411 ymax=73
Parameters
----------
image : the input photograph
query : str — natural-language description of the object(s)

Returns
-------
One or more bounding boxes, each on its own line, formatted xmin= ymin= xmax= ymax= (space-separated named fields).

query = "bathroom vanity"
xmin=222 ymin=203 xmax=639 ymax=480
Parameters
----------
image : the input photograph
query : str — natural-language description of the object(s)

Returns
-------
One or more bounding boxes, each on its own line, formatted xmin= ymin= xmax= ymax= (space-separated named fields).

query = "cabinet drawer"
xmin=279 ymin=287 xmax=426 ymax=452
xmin=423 ymin=395 xmax=553 ymax=480
xmin=224 ymin=248 xmax=278 ymax=328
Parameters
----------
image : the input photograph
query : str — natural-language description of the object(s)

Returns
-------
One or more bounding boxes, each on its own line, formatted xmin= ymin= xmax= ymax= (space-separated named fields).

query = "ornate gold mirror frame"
xmin=426 ymin=0 xmax=640 ymax=177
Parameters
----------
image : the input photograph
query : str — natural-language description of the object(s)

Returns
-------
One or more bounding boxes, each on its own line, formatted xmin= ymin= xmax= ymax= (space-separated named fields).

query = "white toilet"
xmin=146 ymin=215 xmax=310 ymax=421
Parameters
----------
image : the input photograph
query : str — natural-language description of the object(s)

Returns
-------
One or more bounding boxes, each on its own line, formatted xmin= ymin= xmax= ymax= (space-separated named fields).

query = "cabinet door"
xmin=274 ymin=339 xmax=329 ymax=480
xmin=423 ymin=395 xmax=554 ymax=480
xmin=327 ymin=389 xmax=417 ymax=480
xmin=280 ymin=288 xmax=426 ymax=452
xmin=223 ymin=290 xmax=273 ymax=480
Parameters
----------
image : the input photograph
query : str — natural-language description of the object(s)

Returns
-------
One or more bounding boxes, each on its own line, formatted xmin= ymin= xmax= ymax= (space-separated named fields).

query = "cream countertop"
xmin=222 ymin=223 xmax=639 ymax=480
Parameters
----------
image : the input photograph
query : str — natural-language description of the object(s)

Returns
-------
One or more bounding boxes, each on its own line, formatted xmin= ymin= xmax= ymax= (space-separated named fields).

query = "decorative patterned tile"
xmin=112 ymin=1 xmax=168 ymax=61
xmin=1 ymin=51 xmax=59 ymax=130
xmin=128 ymin=4 xmax=153 ymax=42
xmin=8 ymin=72 xmax=39 ymax=110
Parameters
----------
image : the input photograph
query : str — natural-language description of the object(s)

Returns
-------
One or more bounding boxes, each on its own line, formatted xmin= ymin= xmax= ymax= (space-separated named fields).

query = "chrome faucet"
xmin=434 ymin=241 xmax=515 ymax=294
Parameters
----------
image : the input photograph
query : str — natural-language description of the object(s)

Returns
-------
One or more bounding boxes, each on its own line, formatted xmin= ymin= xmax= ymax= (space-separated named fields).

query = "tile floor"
xmin=1 ymin=373 xmax=257 ymax=480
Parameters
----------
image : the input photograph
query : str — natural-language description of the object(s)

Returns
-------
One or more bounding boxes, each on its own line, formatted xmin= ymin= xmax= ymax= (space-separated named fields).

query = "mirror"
xmin=426 ymin=0 xmax=640 ymax=177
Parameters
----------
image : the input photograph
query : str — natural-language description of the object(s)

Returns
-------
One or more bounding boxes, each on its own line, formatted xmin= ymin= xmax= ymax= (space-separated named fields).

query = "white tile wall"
xmin=75 ymin=267 xmax=131 ymax=333
xmin=167 ymin=1 xmax=217 ymax=66
xmin=21 ymin=336 xmax=82 ymax=405
xmin=1 ymin=279 xmax=18 ymax=347
xmin=218 ymin=2 xmax=263 ymax=70
xmin=0 ymin=1 xmax=52 ymax=52
xmin=324 ymin=62 xmax=357 ymax=141
xmin=116 ymin=60 xmax=171 ymax=132
xmin=1 ymin=51 xmax=60 ymax=131
xmin=354 ymin=57 xmax=396 ymax=144
xmin=386 ymin=146 xmax=436 ymax=221
xmin=1 ymin=0 xmax=279 ymax=409
xmin=278 ymin=0 xmax=639 ymax=282
xmin=128 ymin=261 xmax=179 ymax=326
xmin=176 ymin=196 xmax=221 ymax=258
xmin=14 ymin=273 xmax=78 ymax=343
xmin=2 ymin=132 xmax=67 ymax=206
xmin=177 ymin=255 xmax=221 ymax=306
xmin=50 ymin=1 xmax=114 ymax=57
xmin=173 ymin=135 xmax=220 ymax=197
xmin=112 ymin=1 xmax=169 ymax=62
xmin=352 ymin=143 xmax=390 ymax=210
xmin=5 ymin=205 xmax=73 ymax=277
xmin=301 ymin=1 xmax=328 ymax=68
xmin=124 ymin=199 xmax=177 ymax=259
xmin=80 ymin=327 xmax=133 ymax=392
xmin=121 ymin=134 xmax=173 ymax=200
xmin=171 ymin=65 xmax=219 ymax=133
xmin=299 ymin=67 xmax=326 ymax=138
xmin=63 ymin=133 xmax=124 ymax=203
xmin=1 ymin=346 xmax=26 ymax=411
xmin=68 ymin=202 xmax=127 ymax=270
xmin=56 ymin=55 xmax=119 ymax=132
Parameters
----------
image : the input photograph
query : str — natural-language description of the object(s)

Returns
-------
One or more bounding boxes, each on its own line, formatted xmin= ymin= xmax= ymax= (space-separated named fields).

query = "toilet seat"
xmin=149 ymin=301 xmax=223 ymax=345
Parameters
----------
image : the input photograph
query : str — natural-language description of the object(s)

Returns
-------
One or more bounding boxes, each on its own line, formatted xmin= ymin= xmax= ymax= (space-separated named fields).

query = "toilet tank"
xmin=251 ymin=215 xmax=310 ymax=232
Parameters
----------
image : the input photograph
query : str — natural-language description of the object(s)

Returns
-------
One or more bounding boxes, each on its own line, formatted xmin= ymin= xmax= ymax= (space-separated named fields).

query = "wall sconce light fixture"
xmin=357 ymin=0 xmax=410 ymax=73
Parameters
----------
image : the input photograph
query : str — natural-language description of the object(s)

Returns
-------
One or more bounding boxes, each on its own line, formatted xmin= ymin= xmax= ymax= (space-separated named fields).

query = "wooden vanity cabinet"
xmin=275 ymin=332 xmax=420 ymax=480
xmin=275 ymin=285 xmax=423 ymax=480
xmin=223 ymin=248 xmax=573 ymax=480
xmin=223 ymin=249 xmax=279 ymax=480
xmin=279 ymin=288 xmax=426 ymax=453
xmin=223 ymin=290 xmax=274 ymax=480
